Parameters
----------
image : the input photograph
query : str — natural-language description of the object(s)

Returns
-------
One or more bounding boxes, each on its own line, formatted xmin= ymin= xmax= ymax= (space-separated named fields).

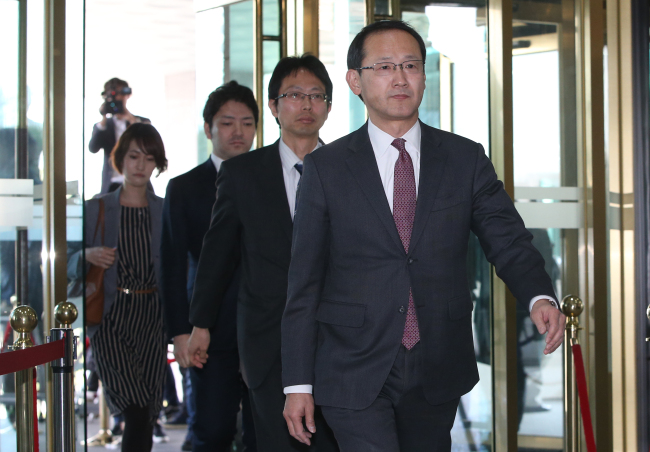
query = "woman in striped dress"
xmin=75 ymin=123 xmax=168 ymax=451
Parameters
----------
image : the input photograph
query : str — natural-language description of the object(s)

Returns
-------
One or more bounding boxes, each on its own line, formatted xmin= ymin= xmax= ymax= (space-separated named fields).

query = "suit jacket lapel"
xmin=346 ymin=124 xmax=404 ymax=252
xmin=260 ymin=142 xmax=293 ymax=243
xmin=200 ymin=158 xmax=218 ymax=197
xmin=103 ymin=188 xmax=121 ymax=248
xmin=409 ymin=121 xmax=447 ymax=254
xmin=147 ymin=190 xmax=163 ymax=253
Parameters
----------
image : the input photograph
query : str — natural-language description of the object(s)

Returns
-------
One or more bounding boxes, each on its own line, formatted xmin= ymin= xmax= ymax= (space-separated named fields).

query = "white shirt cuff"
xmin=529 ymin=295 xmax=559 ymax=312
xmin=283 ymin=384 xmax=313 ymax=395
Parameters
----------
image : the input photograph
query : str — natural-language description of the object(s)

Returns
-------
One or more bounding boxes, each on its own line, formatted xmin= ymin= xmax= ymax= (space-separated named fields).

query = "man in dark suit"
xmin=161 ymin=81 xmax=258 ymax=452
xmin=281 ymin=21 xmax=566 ymax=451
xmin=89 ymin=77 xmax=150 ymax=194
xmin=188 ymin=55 xmax=339 ymax=452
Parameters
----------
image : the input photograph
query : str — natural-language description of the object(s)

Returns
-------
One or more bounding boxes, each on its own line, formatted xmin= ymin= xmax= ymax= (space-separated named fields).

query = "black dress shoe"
xmin=181 ymin=439 xmax=192 ymax=451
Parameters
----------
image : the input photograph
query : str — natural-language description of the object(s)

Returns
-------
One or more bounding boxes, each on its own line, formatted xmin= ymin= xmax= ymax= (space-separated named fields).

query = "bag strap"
xmin=92 ymin=199 xmax=105 ymax=246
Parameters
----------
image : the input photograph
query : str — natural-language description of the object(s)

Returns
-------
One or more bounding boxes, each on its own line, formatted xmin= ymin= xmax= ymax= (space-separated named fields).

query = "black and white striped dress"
xmin=91 ymin=206 xmax=166 ymax=422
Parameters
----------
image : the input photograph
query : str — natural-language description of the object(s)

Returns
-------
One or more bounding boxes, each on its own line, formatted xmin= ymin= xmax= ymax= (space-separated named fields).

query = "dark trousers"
xmin=248 ymin=359 xmax=338 ymax=452
xmin=321 ymin=344 xmax=460 ymax=452
xmin=190 ymin=348 xmax=256 ymax=452
xmin=122 ymin=404 xmax=154 ymax=452
xmin=164 ymin=363 xmax=180 ymax=407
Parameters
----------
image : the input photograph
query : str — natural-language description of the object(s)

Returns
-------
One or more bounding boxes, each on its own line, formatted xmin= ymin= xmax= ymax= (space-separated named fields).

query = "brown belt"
xmin=117 ymin=287 xmax=157 ymax=295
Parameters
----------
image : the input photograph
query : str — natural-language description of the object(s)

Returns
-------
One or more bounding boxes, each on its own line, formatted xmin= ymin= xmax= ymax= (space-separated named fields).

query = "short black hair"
xmin=347 ymin=20 xmax=427 ymax=71
xmin=203 ymin=80 xmax=260 ymax=127
xmin=103 ymin=77 xmax=129 ymax=96
xmin=268 ymin=54 xmax=333 ymax=106
xmin=203 ymin=81 xmax=259 ymax=127
xmin=111 ymin=123 xmax=168 ymax=176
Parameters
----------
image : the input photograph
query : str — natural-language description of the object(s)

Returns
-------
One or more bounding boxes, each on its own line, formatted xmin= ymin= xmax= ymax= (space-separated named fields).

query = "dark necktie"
xmin=391 ymin=138 xmax=420 ymax=350
xmin=293 ymin=163 xmax=303 ymax=219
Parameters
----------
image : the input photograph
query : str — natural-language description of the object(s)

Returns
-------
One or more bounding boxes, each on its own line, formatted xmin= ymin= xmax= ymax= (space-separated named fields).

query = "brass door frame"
xmin=43 ymin=0 xmax=68 ymax=450
xmin=630 ymin=1 xmax=650 ymax=450
xmin=254 ymin=0 xmax=289 ymax=145
xmin=607 ymin=0 xmax=646 ymax=450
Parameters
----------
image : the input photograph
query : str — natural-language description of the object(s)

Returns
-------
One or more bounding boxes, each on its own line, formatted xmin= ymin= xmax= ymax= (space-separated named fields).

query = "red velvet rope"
xmin=572 ymin=344 xmax=597 ymax=452
xmin=0 ymin=339 xmax=65 ymax=376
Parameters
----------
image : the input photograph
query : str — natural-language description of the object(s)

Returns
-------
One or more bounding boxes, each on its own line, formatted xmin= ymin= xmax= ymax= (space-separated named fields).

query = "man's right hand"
xmin=172 ymin=334 xmax=192 ymax=368
xmin=283 ymin=393 xmax=316 ymax=446
xmin=187 ymin=327 xmax=210 ymax=368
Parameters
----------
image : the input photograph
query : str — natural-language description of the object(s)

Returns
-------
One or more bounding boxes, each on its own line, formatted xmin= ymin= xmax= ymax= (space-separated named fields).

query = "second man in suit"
xmin=188 ymin=55 xmax=339 ymax=452
xmin=161 ymin=81 xmax=258 ymax=451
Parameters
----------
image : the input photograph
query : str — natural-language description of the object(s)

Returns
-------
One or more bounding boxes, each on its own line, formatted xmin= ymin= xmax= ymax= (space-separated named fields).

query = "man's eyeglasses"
xmin=356 ymin=60 xmax=424 ymax=76
xmin=275 ymin=92 xmax=329 ymax=103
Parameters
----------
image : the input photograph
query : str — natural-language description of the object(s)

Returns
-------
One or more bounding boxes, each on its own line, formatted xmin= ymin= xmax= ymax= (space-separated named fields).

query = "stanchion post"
xmin=562 ymin=295 xmax=584 ymax=452
xmin=11 ymin=305 xmax=38 ymax=452
xmin=48 ymin=301 xmax=77 ymax=452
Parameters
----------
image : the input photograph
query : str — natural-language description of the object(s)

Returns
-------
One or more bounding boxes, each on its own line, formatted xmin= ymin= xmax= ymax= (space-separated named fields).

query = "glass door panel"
xmin=512 ymin=0 xmax=579 ymax=449
xmin=318 ymin=0 xmax=366 ymax=143
xmin=402 ymin=3 xmax=492 ymax=449
xmin=0 ymin=2 xmax=21 ymax=449
xmin=196 ymin=0 xmax=255 ymax=157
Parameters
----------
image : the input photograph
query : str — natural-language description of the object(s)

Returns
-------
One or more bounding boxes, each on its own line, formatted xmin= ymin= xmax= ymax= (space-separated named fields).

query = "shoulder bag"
xmin=85 ymin=199 xmax=105 ymax=327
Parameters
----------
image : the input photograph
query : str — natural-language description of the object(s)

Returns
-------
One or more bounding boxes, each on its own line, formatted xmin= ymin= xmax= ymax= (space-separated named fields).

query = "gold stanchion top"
xmin=561 ymin=295 xmax=584 ymax=318
xmin=54 ymin=301 xmax=78 ymax=328
xmin=10 ymin=305 xmax=38 ymax=349
xmin=561 ymin=295 xmax=583 ymax=342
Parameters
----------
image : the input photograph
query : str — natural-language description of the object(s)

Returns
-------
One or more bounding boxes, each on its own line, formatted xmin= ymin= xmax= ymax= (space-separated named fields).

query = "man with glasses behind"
xmin=187 ymin=55 xmax=339 ymax=452
xmin=282 ymin=21 xmax=565 ymax=451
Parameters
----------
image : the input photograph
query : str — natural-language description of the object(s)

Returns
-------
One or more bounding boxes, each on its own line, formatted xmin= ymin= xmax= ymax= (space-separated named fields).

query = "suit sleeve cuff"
xmin=529 ymin=295 xmax=559 ymax=313
xmin=283 ymin=385 xmax=313 ymax=395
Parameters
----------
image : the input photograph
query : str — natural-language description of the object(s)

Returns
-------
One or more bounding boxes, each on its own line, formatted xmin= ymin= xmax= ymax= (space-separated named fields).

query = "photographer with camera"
xmin=89 ymin=77 xmax=150 ymax=194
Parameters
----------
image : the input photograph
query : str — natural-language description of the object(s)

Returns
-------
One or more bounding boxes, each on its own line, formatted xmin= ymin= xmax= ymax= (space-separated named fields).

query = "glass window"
xmin=197 ymin=7 xmax=226 ymax=160
xmin=263 ymin=40 xmax=282 ymax=146
xmin=0 ymin=2 xmax=22 ymax=449
xmin=263 ymin=0 xmax=281 ymax=37
xmin=196 ymin=0 xmax=256 ymax=159
xmin=402 ymin=3 xmax=492 ymax=448
xmin=318 ymin=0 xmax=366 ymax=143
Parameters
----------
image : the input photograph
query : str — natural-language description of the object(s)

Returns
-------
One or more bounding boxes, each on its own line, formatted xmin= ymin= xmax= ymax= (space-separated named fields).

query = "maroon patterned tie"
xmin=391 ymin=138 xmax=420 ymax=350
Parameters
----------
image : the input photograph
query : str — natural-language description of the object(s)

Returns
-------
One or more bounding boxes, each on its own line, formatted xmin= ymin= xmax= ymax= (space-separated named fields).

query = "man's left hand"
xmin=530 ymin=299 xmax=566 ymax=354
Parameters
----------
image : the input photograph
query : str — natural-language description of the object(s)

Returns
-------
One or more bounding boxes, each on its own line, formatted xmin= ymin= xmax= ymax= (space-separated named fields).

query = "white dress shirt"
xmin=368 ymin=118 xmax=421 ymax=209
xmin=278 ymin=138 xmax=322 ymax=218
xmin=210 ymin=153 xmax=224 ymax=174
xmin=283 ymin=119 xmax=556 ymax=395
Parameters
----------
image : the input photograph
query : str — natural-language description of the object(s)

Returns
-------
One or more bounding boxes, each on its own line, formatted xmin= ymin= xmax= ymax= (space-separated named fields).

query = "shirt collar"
xmin=210 ymin=153 xmax=224 ymax=173
xmin=367 ymin=118 xmax=421 ymax=158
xmin=278 ymin=137 xmax=323 ymax=172
xmin=113 ymin=116 xmax=128 ymax=127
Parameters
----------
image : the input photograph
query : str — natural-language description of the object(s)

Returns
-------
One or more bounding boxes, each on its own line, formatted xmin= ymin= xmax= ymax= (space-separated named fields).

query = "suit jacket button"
xmin=399 ymin=306 xmax=406 ymax=314
xmin=408 ymin=258 xmax=414 ymax=264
